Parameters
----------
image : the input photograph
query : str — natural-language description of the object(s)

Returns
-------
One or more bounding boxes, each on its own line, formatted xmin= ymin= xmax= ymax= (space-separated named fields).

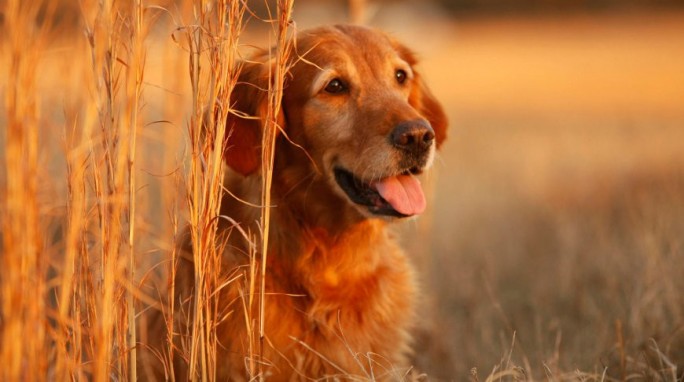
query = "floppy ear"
xmin=395 ymin=43 xmax=448 ymax=148
xmin=222 ymin=56 xmax=286 ymax=176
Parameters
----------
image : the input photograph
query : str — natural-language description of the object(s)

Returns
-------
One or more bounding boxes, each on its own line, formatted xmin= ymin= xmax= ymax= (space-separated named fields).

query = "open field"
xmin=414 ymin=9 xmax=684 ymax=380
xmin=1 ymin=0 xmax=683 ymax=380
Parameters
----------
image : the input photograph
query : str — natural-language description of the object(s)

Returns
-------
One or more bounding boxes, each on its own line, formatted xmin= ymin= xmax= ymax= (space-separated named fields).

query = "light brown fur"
xmin=145 ymin=25 xmax=447 ymax=381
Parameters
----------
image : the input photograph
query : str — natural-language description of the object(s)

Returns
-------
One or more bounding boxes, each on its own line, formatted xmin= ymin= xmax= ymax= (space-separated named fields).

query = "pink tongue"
xmin=374 ymin=174 xmax=426 ymax=216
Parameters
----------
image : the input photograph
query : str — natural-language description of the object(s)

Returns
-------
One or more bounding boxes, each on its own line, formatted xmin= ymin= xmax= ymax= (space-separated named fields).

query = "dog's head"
xmin=223 ymin=25 xmax=447 ymax=219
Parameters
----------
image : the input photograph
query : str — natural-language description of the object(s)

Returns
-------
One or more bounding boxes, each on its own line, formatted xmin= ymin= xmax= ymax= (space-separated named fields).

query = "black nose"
xmin=390 ymin=120 xmax=435 ymax=153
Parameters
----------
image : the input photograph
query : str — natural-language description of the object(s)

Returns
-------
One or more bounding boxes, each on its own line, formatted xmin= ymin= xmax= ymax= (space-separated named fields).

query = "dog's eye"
xmin=395 ymin=69 xmax=407 ymax=84
xmin=324 ymin=78 xmax=347 ymax=94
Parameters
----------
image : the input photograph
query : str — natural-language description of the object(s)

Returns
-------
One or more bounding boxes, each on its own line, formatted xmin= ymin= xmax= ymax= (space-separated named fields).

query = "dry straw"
xmin=182 ymin=0 xmax=246 ymax=379
xmin=1 ymin=0 xmax=149 ymax=379
xmin=1 ymin=0 xmax=51 ymax=379
xmin=0 ymin=0 xmax=297 ymax=376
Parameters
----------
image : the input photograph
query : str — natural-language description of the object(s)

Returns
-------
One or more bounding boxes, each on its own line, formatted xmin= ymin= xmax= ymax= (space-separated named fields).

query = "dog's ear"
xmin=222 ymin=56 xmax=286 ymax=176
xmin=394 ymin=43 xmax=448 ymax=148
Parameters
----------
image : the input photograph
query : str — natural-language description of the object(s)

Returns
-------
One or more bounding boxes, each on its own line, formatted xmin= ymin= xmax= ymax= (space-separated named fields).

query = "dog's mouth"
xmin=333 ymin=167 xmax=426 ymax=218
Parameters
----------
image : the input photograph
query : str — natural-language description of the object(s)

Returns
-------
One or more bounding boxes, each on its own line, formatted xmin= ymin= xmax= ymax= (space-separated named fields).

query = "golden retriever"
xmin=147 ymin=24 xmax=447 ymax=381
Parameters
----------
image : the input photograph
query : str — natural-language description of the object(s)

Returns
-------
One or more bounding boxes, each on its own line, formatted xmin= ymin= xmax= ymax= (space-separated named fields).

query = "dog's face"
xmin=224 ymin=25 xmax=447 ymax=219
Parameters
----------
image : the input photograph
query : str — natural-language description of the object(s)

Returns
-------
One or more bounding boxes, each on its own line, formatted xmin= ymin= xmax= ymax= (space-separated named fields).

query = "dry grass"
xmin=1 ymin=1 xmax=49 ymax=380
xmin=409 ymin=10 xmax=684 ymax=381
xmin=1 ymin=0 xmax=683 ymax=381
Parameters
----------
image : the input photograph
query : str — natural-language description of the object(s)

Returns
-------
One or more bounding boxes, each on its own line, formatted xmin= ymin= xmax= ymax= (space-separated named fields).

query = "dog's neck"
xmin=268 ymin=196 xmax=395 ymax=295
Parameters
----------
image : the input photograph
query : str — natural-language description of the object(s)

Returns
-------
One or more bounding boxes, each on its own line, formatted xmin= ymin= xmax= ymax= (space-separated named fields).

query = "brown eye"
xmin=395 ymin=69 xmax=407 ymax=84
xmin=324 ymin=78 xmax=347 ymax=94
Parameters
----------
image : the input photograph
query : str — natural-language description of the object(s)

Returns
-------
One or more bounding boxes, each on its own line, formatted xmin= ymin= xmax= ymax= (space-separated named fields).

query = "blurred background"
xmin=2 ymin=0 xmax=683 ymax=380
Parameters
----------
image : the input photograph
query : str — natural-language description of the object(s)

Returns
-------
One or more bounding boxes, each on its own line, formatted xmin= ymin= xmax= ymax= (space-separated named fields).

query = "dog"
xmin=148 ymin=24 xmax=447 ymax=381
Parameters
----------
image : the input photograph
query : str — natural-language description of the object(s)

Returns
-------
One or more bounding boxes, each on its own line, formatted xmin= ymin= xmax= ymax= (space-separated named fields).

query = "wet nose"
xmin=390 ymin=120 xmax=435 ymax=153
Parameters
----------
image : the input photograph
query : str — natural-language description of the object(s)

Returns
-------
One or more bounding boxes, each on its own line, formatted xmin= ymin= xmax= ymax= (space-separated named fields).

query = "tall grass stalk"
xmin=1 ymin=0 xmax=51 ymax=379
xmin=57 ymin=89 xmax=94 ymax=380
xmin=182 ymin=0 xmax=245 ymax=379
xmin=85 ymin=1 xmax=122 ymax=378
xmin=125 ymin=1 xmax=146 ymax=380
xmin=71 ymin=0 xmax=148 ymax=379
xmin=258 ymin=0 xmax=295 ymax=373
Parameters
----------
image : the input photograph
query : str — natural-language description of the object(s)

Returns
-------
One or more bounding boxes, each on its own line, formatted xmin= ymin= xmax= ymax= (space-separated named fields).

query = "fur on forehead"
xmin=294 ymin=25 xmax=407 ymax=63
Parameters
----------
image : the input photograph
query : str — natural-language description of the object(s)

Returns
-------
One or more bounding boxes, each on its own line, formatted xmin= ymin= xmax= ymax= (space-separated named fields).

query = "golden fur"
xmin=144 ymin=25 xmax=447 ymax=381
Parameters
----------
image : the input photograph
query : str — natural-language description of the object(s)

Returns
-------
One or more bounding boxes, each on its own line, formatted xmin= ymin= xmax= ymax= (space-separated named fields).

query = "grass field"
xmin=412 ymin=9 xmax=684 ymax=380
xmin=1 ymin=0 xmax=683 ymax=380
